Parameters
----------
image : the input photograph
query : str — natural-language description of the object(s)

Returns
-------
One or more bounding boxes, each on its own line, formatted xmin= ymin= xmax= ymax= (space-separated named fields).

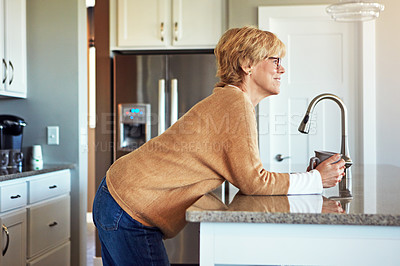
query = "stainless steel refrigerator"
xmin=112 ymin=51 xmax=219 ymax=264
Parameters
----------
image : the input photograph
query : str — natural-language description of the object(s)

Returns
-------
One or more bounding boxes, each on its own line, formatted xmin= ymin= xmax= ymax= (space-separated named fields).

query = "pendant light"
xmin=326 ymin=0 xmax=385 ymax=22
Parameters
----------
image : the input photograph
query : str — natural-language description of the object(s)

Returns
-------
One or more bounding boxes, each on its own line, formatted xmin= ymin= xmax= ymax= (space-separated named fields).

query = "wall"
xmin=229 ymin=0 xmax=400 ymax=168
xmin=228 ymin=0 xmax=331 ymax=27
xmin=375 ymin=0 xmax=400 ymax=167
xmin=0 ymin=0 xmax=88 ymax=265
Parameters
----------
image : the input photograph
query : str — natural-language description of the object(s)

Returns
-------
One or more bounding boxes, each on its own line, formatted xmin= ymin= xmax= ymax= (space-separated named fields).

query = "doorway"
xmin=258 ymin=5 xmax=376 ymax=172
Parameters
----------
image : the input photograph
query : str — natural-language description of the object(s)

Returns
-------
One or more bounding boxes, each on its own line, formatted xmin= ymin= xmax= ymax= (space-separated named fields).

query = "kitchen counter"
xmin=0 ymin=164 xmax=75 ymax=182
xmin=186 ymin=164 xmax=400 ymax=266
xmin=187 ymin=164 xmax=400 ymax=225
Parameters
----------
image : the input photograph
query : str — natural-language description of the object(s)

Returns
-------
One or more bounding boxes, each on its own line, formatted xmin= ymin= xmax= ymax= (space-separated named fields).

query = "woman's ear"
xmin=241 ymin=65 xmax=253 ymax=76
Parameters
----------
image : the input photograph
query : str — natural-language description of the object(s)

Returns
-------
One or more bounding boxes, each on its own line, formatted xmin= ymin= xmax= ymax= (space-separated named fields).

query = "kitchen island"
xmin=186 ymin=165 xmax=400 ymax=266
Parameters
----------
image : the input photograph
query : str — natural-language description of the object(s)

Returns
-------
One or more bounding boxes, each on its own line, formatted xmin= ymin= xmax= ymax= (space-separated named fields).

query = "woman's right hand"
xmin=315 ymin=154 xmax=346 ymax=188
xmin=321 ymin=197 xmax=345 ymax=213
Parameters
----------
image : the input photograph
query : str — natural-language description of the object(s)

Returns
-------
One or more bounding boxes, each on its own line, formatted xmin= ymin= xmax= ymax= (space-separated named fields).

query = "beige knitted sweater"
xmin=106 ymin=85 xmax=290 ymax=238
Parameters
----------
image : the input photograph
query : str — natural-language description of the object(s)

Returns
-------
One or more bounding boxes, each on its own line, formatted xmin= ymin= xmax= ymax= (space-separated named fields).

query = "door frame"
xmin=258 ymin=5 xmax=376 ymax=166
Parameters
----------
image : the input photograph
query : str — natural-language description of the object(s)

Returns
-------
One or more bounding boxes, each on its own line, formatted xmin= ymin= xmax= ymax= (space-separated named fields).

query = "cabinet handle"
xmin=49 ymin=221 xmax=58 ymax=227
xmin=160 ymin=22 xmax=164 ymax=42
xmin=174 ymin=22 xmax=179 ymax=41
xmin=2 ymin=224 xmax=9 ymax=256
xmin=2 ymin=59 xmax=6 ymax=84
xmin=49 ymin=185 xmax=57 ymax=189
xmin=9 ymin=61 xmax=14 ymax=85
xmin=10 ymin=194 xmax=21 ymax=199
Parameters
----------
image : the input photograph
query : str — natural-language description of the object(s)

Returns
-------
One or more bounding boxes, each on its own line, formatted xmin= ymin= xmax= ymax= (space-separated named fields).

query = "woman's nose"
xmin=278 ymin=65 xmax=285 ymax=74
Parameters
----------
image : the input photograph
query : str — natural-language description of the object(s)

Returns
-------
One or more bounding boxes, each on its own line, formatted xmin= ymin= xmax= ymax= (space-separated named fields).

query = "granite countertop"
xmin=0 ymin=164 xmax=75 ymax=182
xmin=186 ymin=164 xmax=400 ymax=226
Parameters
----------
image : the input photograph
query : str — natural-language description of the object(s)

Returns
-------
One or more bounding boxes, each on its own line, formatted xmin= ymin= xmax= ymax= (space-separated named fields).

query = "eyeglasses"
xmin=267 ymin=57 xmax=281 ymax=69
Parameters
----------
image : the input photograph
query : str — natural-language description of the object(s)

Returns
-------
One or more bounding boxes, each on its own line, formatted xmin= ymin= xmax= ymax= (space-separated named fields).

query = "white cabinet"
xmin=0 ymin=209 xmax=27 ymax=266
xmin=112 ymin=0 xmax=225 ymax=50
xmin=27 ymin=242 xmax=70 ymax=266
xmin=0 ymin=0 xmax=27 ymax=98
xmin=0 ymin=169 xmax=71 ymax=266
xmin=27 ymin=170 xmax=71 ymax=204
xmin=27 ymin=195 xmax=70 ymax=258
xmin=0 ymin=181 xmax=27 ymax=212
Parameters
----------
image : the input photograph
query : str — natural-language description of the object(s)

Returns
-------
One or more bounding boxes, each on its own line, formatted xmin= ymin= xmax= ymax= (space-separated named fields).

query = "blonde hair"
xmin=214 ymin=26 xmax=286 ymax=88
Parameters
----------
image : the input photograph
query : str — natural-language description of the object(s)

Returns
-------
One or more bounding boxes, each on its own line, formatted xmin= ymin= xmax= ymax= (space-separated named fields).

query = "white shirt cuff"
xmin=288 ymin=195 xmax=323 ymax=213
xmin=287 ymin=170 xmax=323 ymax=195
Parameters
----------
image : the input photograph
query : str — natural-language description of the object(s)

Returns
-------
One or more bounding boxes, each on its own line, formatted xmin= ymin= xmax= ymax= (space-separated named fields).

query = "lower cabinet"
xmin=0 ymin=209 xmax=27 ymax=266
xmin=27 ymin=241 xmax=70 ymax=266
xmin=0 ymin=169 xmax=71 ymax=266
xmin=27 ymin=195 xmax=70 ymax=260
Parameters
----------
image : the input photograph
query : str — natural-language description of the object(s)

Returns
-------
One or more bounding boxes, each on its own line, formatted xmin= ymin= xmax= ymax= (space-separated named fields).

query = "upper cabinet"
xmin=111 ymin=0 xmax=226 ymax=50
xmin=0 ymin=0 xmax=27 ymax=98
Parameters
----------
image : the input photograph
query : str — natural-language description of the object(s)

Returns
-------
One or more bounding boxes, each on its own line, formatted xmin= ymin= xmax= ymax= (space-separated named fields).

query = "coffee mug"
xmin=0 ymin=149 xmax=9 ymax=168
xmin=30 ymin=145 xmax=43 ymax=170
xmin=8 ymin=149 xmax=23 ymax=168
xmin=309 ymin=150 xmax=342 ymax=170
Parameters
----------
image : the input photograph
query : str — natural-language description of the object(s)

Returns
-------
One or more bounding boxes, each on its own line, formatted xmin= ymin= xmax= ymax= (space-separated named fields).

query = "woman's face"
xmin=249 ymin=57 xmax=285 ymax=97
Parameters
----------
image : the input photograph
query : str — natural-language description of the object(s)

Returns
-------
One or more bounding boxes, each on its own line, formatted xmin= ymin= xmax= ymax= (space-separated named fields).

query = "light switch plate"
xmin=47 ymin=126 xmax=59 ymax=145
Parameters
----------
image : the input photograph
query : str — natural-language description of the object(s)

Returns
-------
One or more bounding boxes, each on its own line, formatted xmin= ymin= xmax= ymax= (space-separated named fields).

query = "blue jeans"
xmin=92 ymin=177 xmax=170 ymax=266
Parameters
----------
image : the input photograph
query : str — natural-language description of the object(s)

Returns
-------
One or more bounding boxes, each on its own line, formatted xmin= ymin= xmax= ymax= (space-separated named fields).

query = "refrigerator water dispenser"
xmin=118 ymin=103 xmax=151 ymax=152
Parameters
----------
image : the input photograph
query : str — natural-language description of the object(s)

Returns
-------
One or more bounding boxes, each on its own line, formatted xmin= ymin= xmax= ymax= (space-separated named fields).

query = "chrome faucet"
xmin=298 ymin=93 xmax=353 ymax=168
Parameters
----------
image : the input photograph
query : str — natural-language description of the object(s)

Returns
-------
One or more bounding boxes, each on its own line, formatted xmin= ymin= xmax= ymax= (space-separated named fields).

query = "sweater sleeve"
xmin=221 ymin=92 xmax=290 ymax=195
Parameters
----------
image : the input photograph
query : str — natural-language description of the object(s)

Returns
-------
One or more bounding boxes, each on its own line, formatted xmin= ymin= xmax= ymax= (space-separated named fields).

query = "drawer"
xmin=27 ymin=241 xmax=70 ymax=266
xmin=28 ymin=170 xmax=70 ymax=204
xmin=0 ymin=181 xmax=27 ymax=212
xmin=28 ymin=196 xmax=70 ymax=258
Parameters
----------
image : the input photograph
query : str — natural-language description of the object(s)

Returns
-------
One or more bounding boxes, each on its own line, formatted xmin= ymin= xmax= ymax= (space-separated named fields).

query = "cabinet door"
xmin=0 ymin=0 xmax=5 ymax=94
xmin=1 ymin=209 xmax=27 ymax=266
xmin=117 ymin=0 xmax=169 ymax=48
xmin=3 ymin=0 xmax=27 ymax=98
xmin=172 ymin=0 xmax=224 ymax=48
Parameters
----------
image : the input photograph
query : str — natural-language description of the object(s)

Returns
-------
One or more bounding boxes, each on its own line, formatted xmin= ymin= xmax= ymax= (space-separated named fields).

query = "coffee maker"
xmin=0 ymin=115 xmax=27 ymax=173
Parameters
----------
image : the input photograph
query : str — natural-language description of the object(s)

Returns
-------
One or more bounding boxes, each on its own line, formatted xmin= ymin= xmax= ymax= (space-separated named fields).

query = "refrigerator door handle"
xmin=171 ymin=79 xmax=178 ymax=126
xmin=158 ymin=79 xmax=166 ymax=135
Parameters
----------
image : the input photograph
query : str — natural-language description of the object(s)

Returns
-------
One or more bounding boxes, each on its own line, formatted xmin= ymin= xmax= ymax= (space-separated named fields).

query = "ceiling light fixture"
xmin=326 ymin=0 xmax=385 ymax=22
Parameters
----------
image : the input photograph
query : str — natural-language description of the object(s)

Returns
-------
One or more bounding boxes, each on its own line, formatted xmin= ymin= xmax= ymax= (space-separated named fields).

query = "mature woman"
xmin=93 ymin=26 xmax=345 ymax=265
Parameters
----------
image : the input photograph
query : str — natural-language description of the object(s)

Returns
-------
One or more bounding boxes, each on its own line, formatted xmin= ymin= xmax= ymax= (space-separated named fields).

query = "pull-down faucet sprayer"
xmin=298 ymin=93 xmax=353 ymax=168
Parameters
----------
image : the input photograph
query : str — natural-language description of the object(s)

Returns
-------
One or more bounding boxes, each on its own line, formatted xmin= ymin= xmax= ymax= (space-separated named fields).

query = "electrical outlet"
xmin=47 ymin=126 xmax=59 ymax=145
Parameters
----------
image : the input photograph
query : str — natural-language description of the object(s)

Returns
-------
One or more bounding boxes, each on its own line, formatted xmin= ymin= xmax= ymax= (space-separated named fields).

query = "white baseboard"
xmin=87 ymin=212 xmax=93 ymax=224
xmin=93 ymin=257 xmax=103 ymax=266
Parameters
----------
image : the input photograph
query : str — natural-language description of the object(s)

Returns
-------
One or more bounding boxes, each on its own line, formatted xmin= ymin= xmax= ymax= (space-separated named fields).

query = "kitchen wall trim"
xmin=360 ymin=21 xmax=377 ymax=165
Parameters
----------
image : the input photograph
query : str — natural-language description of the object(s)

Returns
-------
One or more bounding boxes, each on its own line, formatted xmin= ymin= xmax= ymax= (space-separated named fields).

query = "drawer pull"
xmin=2 ymin=224 xmax=9 ymax=256
xmin=49 ymin=185 xmax=57 ymax=189
xmin=10 ymin=195 xmax=21 ymax=199
xmin=49 ymin=221 xmax=58 ymax=227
